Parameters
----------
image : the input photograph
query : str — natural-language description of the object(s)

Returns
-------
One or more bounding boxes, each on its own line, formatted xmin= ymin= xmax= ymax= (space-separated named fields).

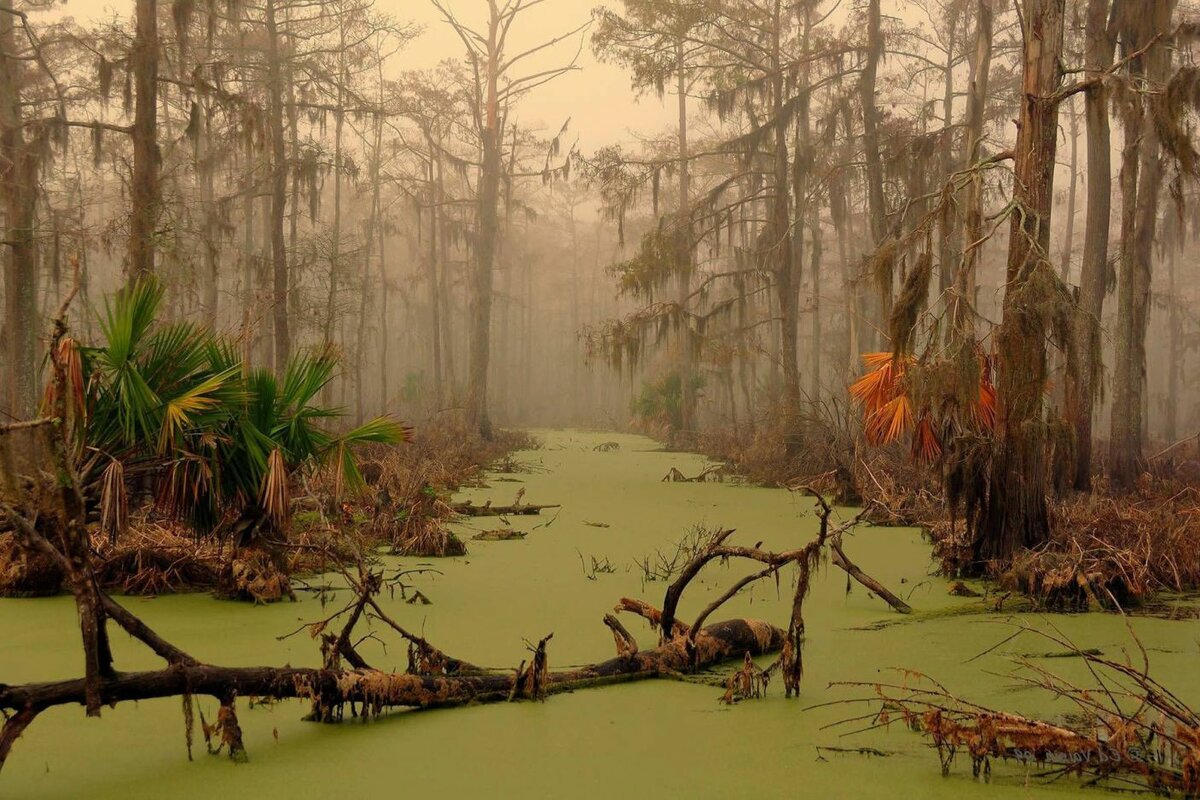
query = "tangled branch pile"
xmin=836 ymin=626 xmax=1200 ymax=796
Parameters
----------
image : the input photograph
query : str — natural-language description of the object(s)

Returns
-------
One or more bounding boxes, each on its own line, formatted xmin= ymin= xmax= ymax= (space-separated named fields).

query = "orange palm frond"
xmin=973 ymin=378 xmax=997 ymax=431
xmin=850 ymin=352 xmax=912 ymax=414
xmin=866 ymin=394 xmax=914 ymax=446
xmin=849 ymin=368 xmax=890 ymax=410
xmin=861 ymin=351 xmax=895 ymax=368
xmin=911 ymin=417 xmax=943 ymax=462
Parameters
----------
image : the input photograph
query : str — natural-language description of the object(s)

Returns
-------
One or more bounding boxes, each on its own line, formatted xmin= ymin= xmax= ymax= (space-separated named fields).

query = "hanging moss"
xmin=98 ymin=55 xmax=113 ymax=101
xmin=888 ymin=251 xmax=933 ymax=357
xmin=173 ymin=0 xmax=195 ymax=60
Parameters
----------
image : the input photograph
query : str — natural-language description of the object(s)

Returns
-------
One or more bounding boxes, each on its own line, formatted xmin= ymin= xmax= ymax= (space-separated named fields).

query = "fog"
xmin=2 ymin=0 xmax=1198 ymax=466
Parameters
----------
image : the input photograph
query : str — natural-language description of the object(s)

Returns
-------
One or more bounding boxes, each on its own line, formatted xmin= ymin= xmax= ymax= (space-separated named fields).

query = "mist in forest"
xmin=2 ymin=0 xmax=1199 ymax=473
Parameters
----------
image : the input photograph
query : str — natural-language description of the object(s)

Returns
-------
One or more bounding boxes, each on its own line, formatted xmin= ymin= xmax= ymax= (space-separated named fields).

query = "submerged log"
xmin=452 ymin=501 xmax=560 ymax=517
xmin=472 ymin=529 xmax=528 ymax=541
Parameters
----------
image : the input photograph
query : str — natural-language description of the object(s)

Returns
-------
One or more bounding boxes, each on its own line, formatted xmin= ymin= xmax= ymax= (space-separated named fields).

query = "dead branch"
xmin=662 ymin=465 xmax=726 ymax=483
xmin=830 ymin=626 xmax=1200 ymax=795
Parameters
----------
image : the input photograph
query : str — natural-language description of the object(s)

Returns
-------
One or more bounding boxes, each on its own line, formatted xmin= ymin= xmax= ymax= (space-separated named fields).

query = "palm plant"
xmin=63 ymin=279 xmax=409 ymax=541
xmin=850 ymin=351 xmax=996 ymax=462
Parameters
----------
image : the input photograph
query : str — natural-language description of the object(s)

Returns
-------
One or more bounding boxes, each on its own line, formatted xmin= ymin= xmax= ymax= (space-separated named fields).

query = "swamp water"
xmin=1 ymin=430 xmax=1197 ymax=799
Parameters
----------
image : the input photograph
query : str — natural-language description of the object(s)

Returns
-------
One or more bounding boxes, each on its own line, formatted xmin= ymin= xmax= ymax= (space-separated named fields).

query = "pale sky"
xmin=397 ymin=0 xmax=674 ymax=152
xmin=67 ymin=0 xmax=677 ymax=152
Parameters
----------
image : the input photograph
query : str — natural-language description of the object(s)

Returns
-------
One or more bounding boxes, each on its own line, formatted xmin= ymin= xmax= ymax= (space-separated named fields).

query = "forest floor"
xmin=1 ymin=429 xmax=1198 ymax=799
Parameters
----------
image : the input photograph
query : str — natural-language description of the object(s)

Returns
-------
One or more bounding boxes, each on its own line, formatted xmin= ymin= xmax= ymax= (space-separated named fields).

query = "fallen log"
xmin=451 ymin=501 xmax=560 ymax=517
xmin=830 ymin=539 xmax=912 ymax=614
xmin=0 ymin=617 xmax=784 ymax=756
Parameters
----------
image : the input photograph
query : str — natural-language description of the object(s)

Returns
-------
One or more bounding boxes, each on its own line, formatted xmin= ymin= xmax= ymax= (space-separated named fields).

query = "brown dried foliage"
xmin=837 ymin=627 xmax=1200 ymax=796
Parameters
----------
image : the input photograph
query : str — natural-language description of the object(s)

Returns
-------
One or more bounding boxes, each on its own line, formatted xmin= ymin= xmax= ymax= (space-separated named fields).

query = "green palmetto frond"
xmin=89 ymin=279 xmax=167 ymax=448
xmin=157 ymin=365 xmax=241 ymax=453
xmin=99 ymin=278 xmax=162 ymax=368
xmin=329 ymin=417 xmax=412 ymax=501
xmin=280 ymin=351 xmax=337 ymax=411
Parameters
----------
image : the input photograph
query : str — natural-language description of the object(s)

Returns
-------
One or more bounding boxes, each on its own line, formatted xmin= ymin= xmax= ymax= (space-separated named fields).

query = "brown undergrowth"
xmin=995 ymin=479 xmax=1200 ymax=609
xmin=698 ymin=413 xmax=1200 ymax=609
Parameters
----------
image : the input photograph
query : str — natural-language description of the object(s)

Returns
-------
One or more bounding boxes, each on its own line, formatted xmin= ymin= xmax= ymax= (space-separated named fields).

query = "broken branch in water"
xmin=609 ymin=489 xmax=908 ymax=699
xmin=662 ymin=465 xmax=726 ymax=483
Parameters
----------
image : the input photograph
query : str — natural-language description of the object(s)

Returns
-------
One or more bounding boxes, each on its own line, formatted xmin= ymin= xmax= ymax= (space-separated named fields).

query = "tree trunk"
xmin=200 ymin=103 xmax=219 ymax=327
xmin=938 ymin=11 xmax=959 ymax=295
xmin=357 ymin=110 xmax=385 ymax=424
xmin=1051 ymin=96 xmax=1080 ymax=409
xmin=428 ymin=142 xmax=444 ymax=409
xmin=1109 ymin=0 xmax=1172 ymax=490
xmin=809 ymin=208 xmax=823 ymax=399
xmin=1165 ymin=237 xmax=1180 ymax=443
xmin=241 ymin=137 xmax=257 ymax=365
xmin=128 ymin=0 xmax=159 ymax=280
xmin=770 ymin=0 xmax=801 ymax=455
xmin=974 ymin=0 xmax=1065 ymax=565
xmin=1067 ymin=0 xmax=1117 ymax=490
xmin=287 ymin=52 xmax=301 ymax=340
xmin=0 ymin=3 xmax=38 ymax=419
xmin=1059 ymin=96 xmax=1080 ymax=280
xmin=465 ymin=10 xmax=502 ymax=440
xmin=953 ymin=0 xmax=993 ymax=337
xmin=861 ymin=0 xmax=889 ymax=347
xmin=265 ymin=0 xmax=290 ymax=373
xmin=676 ymin=40 xmax=696 ymax=440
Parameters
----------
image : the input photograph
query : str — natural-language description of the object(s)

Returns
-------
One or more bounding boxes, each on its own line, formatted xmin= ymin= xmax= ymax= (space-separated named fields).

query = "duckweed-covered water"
xmin=2 ymin=430 xmax=1197 ymax=799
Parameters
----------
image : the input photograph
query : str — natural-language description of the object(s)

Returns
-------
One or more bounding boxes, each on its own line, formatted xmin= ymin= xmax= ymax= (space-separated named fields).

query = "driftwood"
xmin=0 ymin=616 xmax=781 ymax=737
xmin=620 ymin=488 xmax=910 ymax=699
